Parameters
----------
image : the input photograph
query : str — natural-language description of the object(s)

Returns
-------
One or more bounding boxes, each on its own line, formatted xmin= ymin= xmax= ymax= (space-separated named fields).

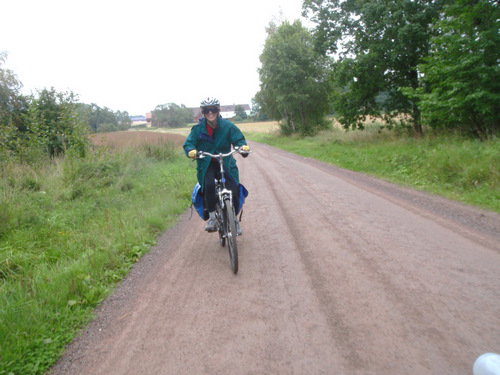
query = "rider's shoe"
xmin=205 ymin=217 xmax=218 ymax=232
xmin=235 ymin=218 xmax=242 ymax=236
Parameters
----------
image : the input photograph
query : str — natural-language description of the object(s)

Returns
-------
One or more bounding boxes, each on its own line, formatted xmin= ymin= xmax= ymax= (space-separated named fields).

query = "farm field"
xmin=90 ymin=131 xmax=186 ymax=147
xmin=228 ymin=121 xmax=279 ymax=134
xmin=91 ymin=121 xmax=279 ymax=148
xmin=126 ymin=121 xmax=280 ymax=137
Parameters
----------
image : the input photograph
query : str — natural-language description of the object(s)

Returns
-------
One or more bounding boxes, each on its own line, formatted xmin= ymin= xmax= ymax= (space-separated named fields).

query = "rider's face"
xmin=203 ymin=107 xmax=219 ymax=123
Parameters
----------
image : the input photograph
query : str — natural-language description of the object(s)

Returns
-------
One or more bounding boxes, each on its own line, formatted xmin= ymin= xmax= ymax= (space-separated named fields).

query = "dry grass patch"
xmin=141 ymin=120 xmax=280 ymax=137
xmin=91 ymin=131 xmax=186 ymax=148
xmin=90 ymin=121 xmax=280 ymax=148
xmin=235 ymin=121 xmax=280 ymax=134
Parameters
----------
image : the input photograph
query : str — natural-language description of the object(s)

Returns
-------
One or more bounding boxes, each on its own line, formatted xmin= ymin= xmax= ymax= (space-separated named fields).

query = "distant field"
xmin=234 ymin=121 xmax=280 ymax=134
xmin=92 ymin=121 xmax=279 ymax=147
xmin=90 ymin=131 xmax=186 ymax=147
xmin=128 ymin=121 xmax=280 ymax=137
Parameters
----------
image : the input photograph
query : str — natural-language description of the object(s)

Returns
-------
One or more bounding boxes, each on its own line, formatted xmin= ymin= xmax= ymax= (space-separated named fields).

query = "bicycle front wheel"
xmin=223 ymin=198 xmax=238 ymax=274
xmin=216 ymin=203 xmax=225 ymax=247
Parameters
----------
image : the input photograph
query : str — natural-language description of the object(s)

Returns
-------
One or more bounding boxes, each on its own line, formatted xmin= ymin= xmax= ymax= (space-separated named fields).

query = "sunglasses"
xmin=202 ymin=107 xmax=219 ymax=114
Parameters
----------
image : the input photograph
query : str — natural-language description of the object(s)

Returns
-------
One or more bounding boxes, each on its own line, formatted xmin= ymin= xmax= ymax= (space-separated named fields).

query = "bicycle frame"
xmin=196 ymin=147 xmax=249 ymax=274
xmin=197 ymin=148 xmax=243 ymax=215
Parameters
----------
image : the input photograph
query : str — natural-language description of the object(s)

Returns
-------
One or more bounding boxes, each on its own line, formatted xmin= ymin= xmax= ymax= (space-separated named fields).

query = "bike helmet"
xmin=200 ymin=97 xmax=220 ymax=108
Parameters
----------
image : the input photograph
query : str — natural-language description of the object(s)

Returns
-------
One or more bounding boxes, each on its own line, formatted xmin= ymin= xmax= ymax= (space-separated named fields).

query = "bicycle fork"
xmin=217 ymin=191 xmax=233 ymax=238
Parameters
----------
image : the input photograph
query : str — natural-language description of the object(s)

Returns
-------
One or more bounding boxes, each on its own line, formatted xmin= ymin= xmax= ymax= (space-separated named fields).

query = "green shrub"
xmin=0 ymin=142 xmax=196 ymax=374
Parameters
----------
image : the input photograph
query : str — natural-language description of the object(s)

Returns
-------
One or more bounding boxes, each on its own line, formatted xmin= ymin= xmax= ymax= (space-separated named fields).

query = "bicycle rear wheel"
xmin=223 ymin=198 xmax=238 ymax=274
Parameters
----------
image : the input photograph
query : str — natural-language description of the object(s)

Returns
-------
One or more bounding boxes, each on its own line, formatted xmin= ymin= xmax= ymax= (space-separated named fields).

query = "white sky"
xmin=1 ymin=0 xmax=306 ymax=115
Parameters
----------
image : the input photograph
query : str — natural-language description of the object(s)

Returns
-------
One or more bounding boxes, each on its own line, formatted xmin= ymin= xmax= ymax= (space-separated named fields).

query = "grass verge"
xmin=247 ymin=126 xmax=499 ymax=213
xmin=0 ymin=141 xmax=196 ymax=374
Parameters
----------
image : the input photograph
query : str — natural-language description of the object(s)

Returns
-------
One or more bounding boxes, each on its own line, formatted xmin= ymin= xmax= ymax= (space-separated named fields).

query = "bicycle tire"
xmin=224 ymin=198 xmax=238 ymax=274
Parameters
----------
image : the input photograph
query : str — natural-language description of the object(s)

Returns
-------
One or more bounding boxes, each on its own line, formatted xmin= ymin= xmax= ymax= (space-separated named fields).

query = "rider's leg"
xmin=204 ymin=161 xmax=218 ymax=212
xmin=203 ymin=161 xmax=219 ymax=232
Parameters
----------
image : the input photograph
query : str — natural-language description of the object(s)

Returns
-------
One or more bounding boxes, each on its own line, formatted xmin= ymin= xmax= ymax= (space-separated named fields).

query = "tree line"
xmin=151 ymin=103 xmax=253 ymax=127
xmin=0 ymin=52 xmax=203 ymax=163
xmin=1 ymin=49 xmax=261 ymax=164
xmin=0 ymin=52 xmax=139 ymax=162
xmin=255 ymin=0 xmax=499 ymax=138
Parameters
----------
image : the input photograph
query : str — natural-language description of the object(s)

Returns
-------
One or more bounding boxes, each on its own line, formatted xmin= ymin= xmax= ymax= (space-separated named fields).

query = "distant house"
xmin=130 ymin=115 xmax=147 ymax=126
xmin=190 ymin=104 xmax=251 ymax=122
xmin=129 ymin=113 xmax=153 ymax=127
xmin=130 ymin=115 xmax=146 ymax=122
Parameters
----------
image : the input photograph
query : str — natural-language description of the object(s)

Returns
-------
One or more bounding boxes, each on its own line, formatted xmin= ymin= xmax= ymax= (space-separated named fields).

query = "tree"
xmin=115 ymin=110 xmax=132 ymax=129
xmin=1 ymin=57 xmax=89 ymax=162
xmin=256 ymin=20 xmax=332 ymax=135
xmin=77 ymin=103 xmax=130 ymax=133
xmin=0 ymin=51 xmax=28 ymax=132
xmin=250 ymin=97 xmax=268 ymax=121
xmin=406 ymin=0 xmax=500 ymax=138
xmin=25 ymin=88 xmax=90 ymax=158
xmin=1 ymin=87 xmax=90 ymax=162
xmin=80 ymin=103 xmax=115 ymax=133
xmin=303 ymin=0 xmax=447 ymax=134
xmin=152 ymin=103 xmax=193 ymax=128
xmin=234 ymin=105 xmax=248 ymax=120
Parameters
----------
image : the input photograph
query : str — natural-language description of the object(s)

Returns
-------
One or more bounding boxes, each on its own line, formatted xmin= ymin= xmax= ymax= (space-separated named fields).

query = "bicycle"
xmin=197 ymin=147 xmax=250 ymax=274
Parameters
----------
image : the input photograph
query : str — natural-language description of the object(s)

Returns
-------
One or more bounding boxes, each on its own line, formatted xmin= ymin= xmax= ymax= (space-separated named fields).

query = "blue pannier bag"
xmin=191 ymin=183 xmax=249 ymax=220
xmin=238 ymin=184 xmax=248 ymax=215
xmin=191 ymin=183 xmax=206 ymax=220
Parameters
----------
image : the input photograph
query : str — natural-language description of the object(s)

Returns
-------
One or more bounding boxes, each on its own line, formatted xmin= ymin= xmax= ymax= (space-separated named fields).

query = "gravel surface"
xmin=50 ymin=142 xmax=500 ymax=375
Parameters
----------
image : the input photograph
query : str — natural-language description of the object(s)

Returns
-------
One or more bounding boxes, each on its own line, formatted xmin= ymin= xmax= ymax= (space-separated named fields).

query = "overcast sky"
xmin=1 ymin=0 xmax=307 ymax=115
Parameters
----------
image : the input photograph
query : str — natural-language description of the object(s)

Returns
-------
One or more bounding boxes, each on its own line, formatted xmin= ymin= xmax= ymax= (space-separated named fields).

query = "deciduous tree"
xmin=256 ymin=20 xmax=332 ymax=135
xmin=405 ymin=0 xmax=500 ymax=138
xmin=303 ymin=0 xmax=446 ymax=134
xmin=0 ymin=52 xmax=28 ymax=132
xmin=250 ymin=97 xmax=268 ymax=121
xmin=152 ymin=103 xmax=193 ymax=128
xmin=26 ymin=88 xmax=90 ymax=158
xmin=77 ymin=103 xmax=130 ymax=133
xmin=234 ymin=105 xmax=248 ymax=120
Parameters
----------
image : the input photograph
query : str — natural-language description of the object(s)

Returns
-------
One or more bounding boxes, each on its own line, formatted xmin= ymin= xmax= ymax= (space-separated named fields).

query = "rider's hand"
xmin=240 ymin=145 xmax=250 ymax=158
xmin=188 ymin=149 xmax=197 ymax=159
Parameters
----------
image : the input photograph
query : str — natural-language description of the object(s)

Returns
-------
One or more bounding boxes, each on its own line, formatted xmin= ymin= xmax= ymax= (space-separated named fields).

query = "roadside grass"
xmin=0 ymin=141 xmax=196 ymax=374
xmin=247 ymin=126 xmax=499 ymax=213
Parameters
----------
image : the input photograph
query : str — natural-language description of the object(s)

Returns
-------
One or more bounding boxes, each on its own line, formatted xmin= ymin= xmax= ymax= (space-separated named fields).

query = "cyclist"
xmin=183 ymin=97 xmax=250 ymax=233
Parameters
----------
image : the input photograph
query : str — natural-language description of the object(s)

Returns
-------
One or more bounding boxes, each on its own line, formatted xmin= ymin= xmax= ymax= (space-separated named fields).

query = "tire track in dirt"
xmin=251 ymin=152 xmax=364 ymax=370
xmin=246 ymin=143 xmax=500 ymax=373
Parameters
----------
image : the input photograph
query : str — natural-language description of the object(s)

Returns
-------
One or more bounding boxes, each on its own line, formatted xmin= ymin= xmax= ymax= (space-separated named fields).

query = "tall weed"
xmin=0 ymin=141 xmax=195 ymax=374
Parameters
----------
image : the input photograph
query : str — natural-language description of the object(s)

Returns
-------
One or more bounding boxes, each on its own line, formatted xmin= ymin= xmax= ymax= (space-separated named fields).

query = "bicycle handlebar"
xmin=197 ymin=147 xmax=250 ymax=159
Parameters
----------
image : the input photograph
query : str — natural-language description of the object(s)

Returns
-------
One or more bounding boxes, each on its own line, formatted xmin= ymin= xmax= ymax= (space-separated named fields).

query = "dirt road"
xmin=51 ymin=142 xmax=500 ymax=375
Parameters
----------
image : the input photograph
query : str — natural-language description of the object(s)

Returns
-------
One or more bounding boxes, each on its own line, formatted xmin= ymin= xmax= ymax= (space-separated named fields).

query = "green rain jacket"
xmin=183 ymin=116 xmax=247 ymax=192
